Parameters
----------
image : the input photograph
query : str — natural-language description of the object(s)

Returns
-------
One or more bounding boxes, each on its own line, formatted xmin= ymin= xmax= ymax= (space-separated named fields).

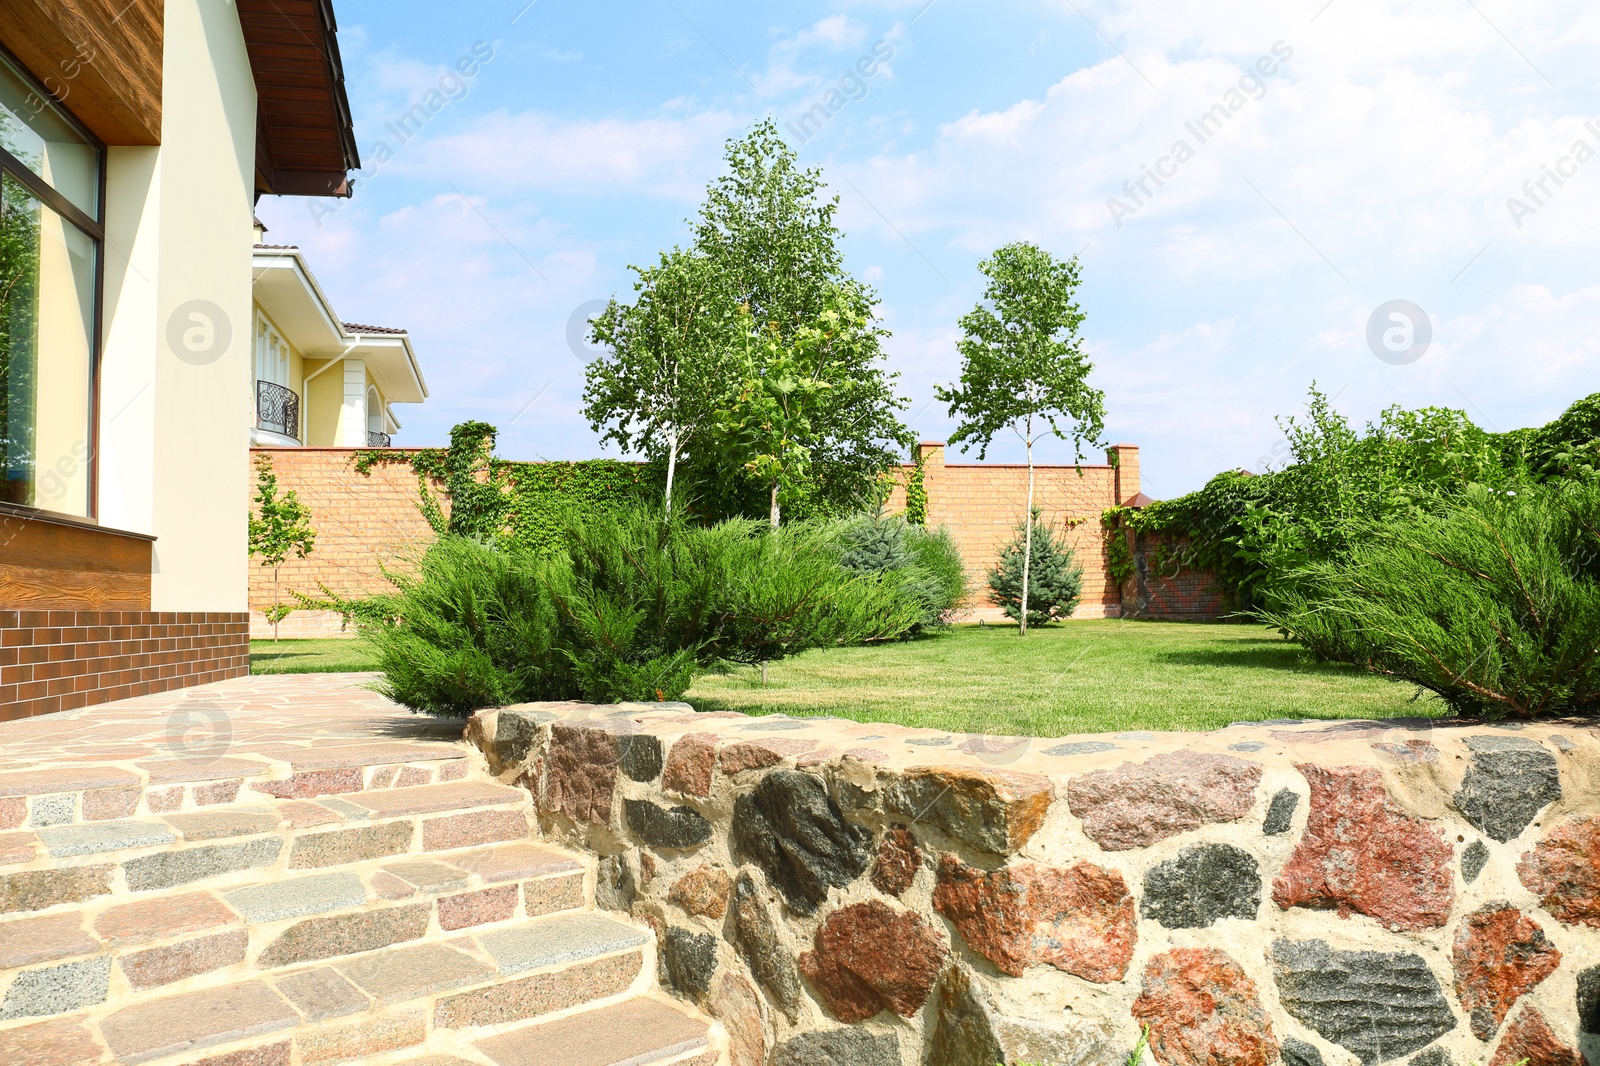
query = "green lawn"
xmin=686 ymin=620 xmax=1442 ymax=735
xmin=250 ymin=638 xmax=377 ymax=675
xmin=250 ymin=621 xmax=1440 ymax=734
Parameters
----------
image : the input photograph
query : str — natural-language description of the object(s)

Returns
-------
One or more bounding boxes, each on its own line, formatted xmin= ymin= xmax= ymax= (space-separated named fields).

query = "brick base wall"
xmin=0 ymin=612 xmax=250 ymax=721
xmin=1121 ymin=532 xmax=1231 ymax=621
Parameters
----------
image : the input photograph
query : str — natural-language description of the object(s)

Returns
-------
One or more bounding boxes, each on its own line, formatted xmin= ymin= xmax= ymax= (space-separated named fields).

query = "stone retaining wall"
xmin=468 ymin=702 xmax=1600 ymax=1066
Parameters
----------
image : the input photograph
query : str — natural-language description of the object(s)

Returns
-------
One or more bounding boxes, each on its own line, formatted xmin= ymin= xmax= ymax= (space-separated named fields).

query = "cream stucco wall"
xmin=97 ymin=0 xmax=258 ymax=611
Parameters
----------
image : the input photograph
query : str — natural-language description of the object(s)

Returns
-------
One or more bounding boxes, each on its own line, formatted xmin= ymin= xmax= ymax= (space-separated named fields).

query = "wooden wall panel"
xmin=0 ymin=510 xmax=153 ymax=610
xmin=0 ymin=0 xmax=163 ymax=146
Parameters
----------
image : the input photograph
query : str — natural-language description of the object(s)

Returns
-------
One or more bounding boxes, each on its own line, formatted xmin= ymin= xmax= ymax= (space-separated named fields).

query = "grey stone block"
xmin=624 ymin=799 xmax=713 ymax=850
xmin=28 ymin=795 xmax=74 ymax=828
xmin=1282 ymin=1036 xmax=1327 ymax=1066
xmin=1230 ymin=741 xmax=1267 ymax=752
xmin=661 ymin=927 xmax=718 ymax=1001
xmin=1271 ymin=938 xmax=1456 ymax=1064
xmin=123 ymin=839 xmax=283 ymax=891
xmin=1141 ymin=843 xmax=1262 ymax=927
xmin=1461 ymin=840 xmax=1490 ymax=883
xmin=1263 ymin=789 xmax=1300 ymax=835
xmin=479 ymin=913 xmax=648 ymax=975
xmin=224 ymin=873 xmax=366 ymax=923
xmin=906 ymin=736 xmax=953 ymax=746
xmin=493 ymin=708 xmax=554 ymax=768
xmin=1578 ymin=963 xmax=1599 ymax=1033
xmin=617 ymin=734 xmax=664 ymax=783
xmin=774 ymin=1028 xmax=900 ymax=1066
xmin=731 ymin=770 xmax=870 ymax=917
xmin=1411 ymin=1047 xmax=1453 ymax=1066
xmin=1042 ymin=741 xmax=1119 ymax=757
xmin=1452 ymin=729 xmax=1561 ymax=838
xmin=39 ymin=820 xmax=176 ymax=858
xmin=741 ymin=718 xmax=811 ymax=732
xmin=0 ymin=955 xmax=110 ymax=1019
xmin=1454 ymin=735 xmax=1561 ymax=843
xmin=733 ymin=870 xmax=803 ymax=1024
xmin=381 ymin=860 xmax=469 ymax=894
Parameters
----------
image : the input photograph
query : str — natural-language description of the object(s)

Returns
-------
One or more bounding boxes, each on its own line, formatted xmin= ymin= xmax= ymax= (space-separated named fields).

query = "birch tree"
xmin=583 ymin=248 xmax=736 ymax=516
xmin=936 ymin=242 xmax=1106 ymax=634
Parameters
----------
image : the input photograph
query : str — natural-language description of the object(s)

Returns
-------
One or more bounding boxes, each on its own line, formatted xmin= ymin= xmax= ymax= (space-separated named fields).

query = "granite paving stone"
xmin=288 ymin=821 xmax=414 ymax=868
xmin=382 ymin=859 xmax=470 ymax=894
xmin=478 ymin=913 xmax=650 ymax=975
xmin=28 ymin=795 xmax=75 ymax=827
xmin=318 ymin=781 xmax=523 ymax=819
xmin=0 ymin=955 xmax=111 ymax=1020
xmin=474 ymin=996 xmax=709 ymax=1066
xmin=258 ymin=903 xmax=432 ymax=967
xmin=37 ymin=820 xmax=176 ymax=857
xmin=0 ymin=767 xmax=140 ymax=797
xmin=0 ymin=912 xmax=100 ymax=968
xmin=0 ymin=830 xmax=35 ymax=866
xmin=224 ymin=873 xmax=367 ymax=923
xmin=118 ymin=929 xmax=249 ymax=989
xmin=0 ymin=865 xmax=114 ymax=914
xmin=0 ymin=1017 xmax=108 ymax=1066
xmin=123 ymin=839 xmax=283 ymax=891
xmin=295 ymin=1007 xmax=427 ymax=1064
xmin=438 ymin=884 xmax=518 ymax=930
xmin=422 ymin=809 xmax=527 ymax=850
xmin=97 ymin=980 xmax=300 ymax=1065
xmin=271 ymin=967 xmax=370 ymax=1022
xmin=524 ymin=873 xmax=586 ymax=917
xmin=162 ymin=808 xmax=281 ymax=841
xmin=335 ymin=942 xmax=494 ymax=1004
xmin=94 ymin=891 xmax=238 ymax=946
xmin=137 ymin=758 xmax=271 ymax=785
xmin=433 ymin=952 xmax=641 ymax=1030
xmin=451 ymin=843 xmax=581 ymax=884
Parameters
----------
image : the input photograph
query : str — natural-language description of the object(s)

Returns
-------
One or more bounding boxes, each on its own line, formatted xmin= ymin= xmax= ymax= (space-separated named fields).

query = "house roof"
xmin=237 ymin=0 xmax=360 ymax=198
xmin=252 ymin=246 xmax=428 ymax=404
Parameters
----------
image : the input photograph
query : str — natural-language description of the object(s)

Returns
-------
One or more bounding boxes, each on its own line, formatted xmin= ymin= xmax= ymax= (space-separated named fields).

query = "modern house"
xmin=0 ymin=0 xmax=359 ymax=719
xmin=250 ymin=236 xmax=427 ymax=449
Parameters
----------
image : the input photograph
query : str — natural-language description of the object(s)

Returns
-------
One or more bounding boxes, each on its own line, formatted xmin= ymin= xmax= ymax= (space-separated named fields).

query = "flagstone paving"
xmin=0 ymin=673 xmax=725 ymax=1065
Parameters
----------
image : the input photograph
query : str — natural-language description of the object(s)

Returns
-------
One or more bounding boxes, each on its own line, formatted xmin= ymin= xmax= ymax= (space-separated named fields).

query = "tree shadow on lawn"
xmin=1149 ymin=639 xmax=1367 ymax=676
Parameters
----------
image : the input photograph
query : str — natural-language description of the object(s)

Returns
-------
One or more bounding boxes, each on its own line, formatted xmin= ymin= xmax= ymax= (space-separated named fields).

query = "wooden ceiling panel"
xmin=237 ymin=0 xmax=358 ymax=198
xmin=0 ymin=0 xmax=163 ymax=145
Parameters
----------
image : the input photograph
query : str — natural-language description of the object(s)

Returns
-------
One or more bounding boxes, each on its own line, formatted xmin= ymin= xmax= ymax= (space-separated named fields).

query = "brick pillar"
xmin=917 ymin=441 xmax=945 ymax=524
xmin=1109 ymin=444 xmax=1141 ymax=505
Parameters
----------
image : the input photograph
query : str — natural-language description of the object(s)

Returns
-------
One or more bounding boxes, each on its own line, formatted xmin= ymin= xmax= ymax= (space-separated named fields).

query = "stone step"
xmin=0 ymin=743 xmax=479 ymax=831
xmin=0 ymin=842 xmax=588 ymax=1025
xmin=0 ymin=908 xmax=658 ymax=1066
xmin=474 ymin=995 xmax=722 ymax=1066
xmin=0 ymin=783 xmax=537 ymax=914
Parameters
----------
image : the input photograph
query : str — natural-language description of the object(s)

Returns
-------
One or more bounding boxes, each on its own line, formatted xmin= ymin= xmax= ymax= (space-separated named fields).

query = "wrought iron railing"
xmin=256 ymin=380 xmax=300 ymax=440
xmin=367 ymin=431 xmax=392 ymax=448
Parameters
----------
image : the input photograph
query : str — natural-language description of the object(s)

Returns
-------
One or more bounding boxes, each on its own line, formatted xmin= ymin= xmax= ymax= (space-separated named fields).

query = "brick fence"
xmin=249 ymin=443 xmax=1226 ymax=637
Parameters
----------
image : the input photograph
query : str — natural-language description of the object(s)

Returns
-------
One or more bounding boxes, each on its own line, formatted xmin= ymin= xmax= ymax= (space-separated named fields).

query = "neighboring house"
xmin=0 ymin=0 xmax=359 ymax=719
xmin=250 ymin=237 xmax=427 ymax=448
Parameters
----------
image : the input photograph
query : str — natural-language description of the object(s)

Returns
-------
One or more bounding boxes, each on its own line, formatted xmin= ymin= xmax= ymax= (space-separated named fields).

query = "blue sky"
xmin=256 ymin=0 xmax=1600 ymax=498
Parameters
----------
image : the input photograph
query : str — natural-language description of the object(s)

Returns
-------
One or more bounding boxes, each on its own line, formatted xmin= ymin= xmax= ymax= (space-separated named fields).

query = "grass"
xmin=248 ymin=620 xmax=1441 ymax=735
xmin=250 ymin=638 xmax=377 ymax=675
xmin=685 ymin=619 xmax=1443 ymax=735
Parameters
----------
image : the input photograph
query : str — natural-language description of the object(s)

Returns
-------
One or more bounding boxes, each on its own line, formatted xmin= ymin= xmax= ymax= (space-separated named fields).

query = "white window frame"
xmin=255 ymin=312 xmax=290 ymax=388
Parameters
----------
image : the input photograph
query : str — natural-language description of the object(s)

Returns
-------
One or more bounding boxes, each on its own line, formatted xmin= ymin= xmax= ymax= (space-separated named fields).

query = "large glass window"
xmin=0 ymin=50 xmax=101 ymax=518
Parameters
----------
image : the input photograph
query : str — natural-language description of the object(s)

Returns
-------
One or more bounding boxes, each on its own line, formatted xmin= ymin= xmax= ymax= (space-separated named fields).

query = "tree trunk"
xmin=664 ymin=426 xmax=679 ymax=519
xmin=1021 ymin=432 xmax=1035 ymax=637
xmin=272 ymin=566 xmax=280 ymax=643
xmin=769 ymin=479 xmax=780 ymax=529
